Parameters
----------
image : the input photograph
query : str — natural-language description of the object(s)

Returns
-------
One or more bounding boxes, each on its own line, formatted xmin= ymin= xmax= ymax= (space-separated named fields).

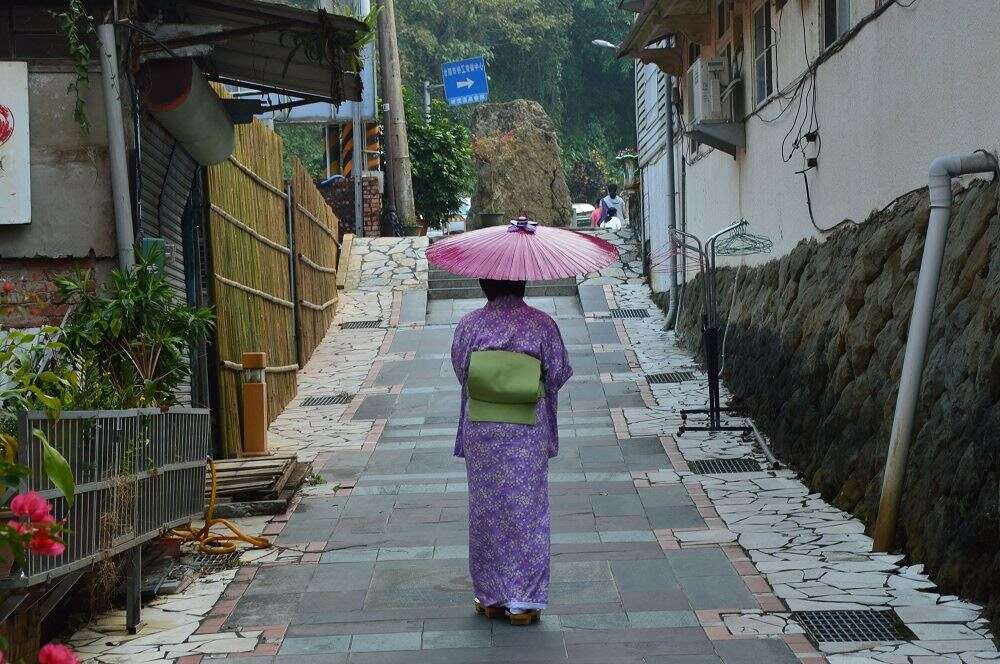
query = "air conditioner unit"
xmin=683 ymin=56 xmax=745 ymax=156
xmin=686 ymin=57 xmax=731 ymax=125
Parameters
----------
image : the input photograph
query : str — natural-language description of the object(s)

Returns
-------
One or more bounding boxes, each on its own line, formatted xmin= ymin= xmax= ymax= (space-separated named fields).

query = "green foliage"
xmin=276 ymin=123 xmax=327 ymax=181
xmin=279 ymin=5 xmax=378 ymax=75
xmin=0 ymin=328 xmax=79 ymax=508
xmin=0 ymin=327 xmax=80 ymax=422
xmin=38 ymin=430 xmax=75 ymax=508
xmin=394 ymin=0 xmax=635 ymax=182
xmin=566 ymin=150 xmax=610 ymax=204
xmin=52 ymin=0 xmax=96 ymax=133
xmin=404 ymin=89 xmax=475 ymax=227
xmin=56 ymin=244 xmax=215 ymax=408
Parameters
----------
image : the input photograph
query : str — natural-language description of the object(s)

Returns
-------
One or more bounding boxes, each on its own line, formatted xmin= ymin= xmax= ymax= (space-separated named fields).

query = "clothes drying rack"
xmin=670 ymin=219 xmax=772 ymax=435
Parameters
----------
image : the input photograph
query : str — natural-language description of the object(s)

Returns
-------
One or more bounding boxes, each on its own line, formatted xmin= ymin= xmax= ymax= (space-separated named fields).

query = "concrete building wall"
xmin=0 ymin=64 xmax=116 ymax=327
xmin=643 ymin=152 xmax=670 ymax=292
xmin=0 ymin=65 xmax=115 ymax=259
xmin=646 ymin=1 xmax=1000 ymax=270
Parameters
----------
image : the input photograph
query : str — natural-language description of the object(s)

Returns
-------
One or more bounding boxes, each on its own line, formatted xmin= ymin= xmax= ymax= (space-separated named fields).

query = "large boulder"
xmin=467 ymin=100 xmax=572 ymax=229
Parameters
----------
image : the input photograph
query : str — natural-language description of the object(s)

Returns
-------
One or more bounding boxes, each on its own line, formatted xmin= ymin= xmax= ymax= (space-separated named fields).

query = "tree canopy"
xmin=395 ymin=0 xmax=635 ymax=200
xmin=404 ymin=89 xmax=475 ymax=227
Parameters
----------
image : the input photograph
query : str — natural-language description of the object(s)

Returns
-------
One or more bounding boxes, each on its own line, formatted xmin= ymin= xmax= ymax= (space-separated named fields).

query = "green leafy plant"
xmin=0 ymin=327 xmax=79 ymax=573
xmin=52 ymin=0 xmax=96 ymax=133
xmin=280 ymin=5 xmax=379 ymax=77
xmin=0 ymin=327 xmax=82 ymax=466
xmin=55 ymin=244 xmax=214 ymax=408
xmin=404 ymin=89 xmax=474 ymax=226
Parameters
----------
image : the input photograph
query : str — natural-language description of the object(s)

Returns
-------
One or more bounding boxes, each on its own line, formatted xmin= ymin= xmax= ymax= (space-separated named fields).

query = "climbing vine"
xmin=52 ymin=0 xmax=96 ymax=133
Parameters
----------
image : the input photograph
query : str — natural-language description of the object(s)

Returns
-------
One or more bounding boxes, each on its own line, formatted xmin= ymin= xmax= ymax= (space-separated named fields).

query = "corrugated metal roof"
xmin=173 ymin=0 xmax=367 ymax=103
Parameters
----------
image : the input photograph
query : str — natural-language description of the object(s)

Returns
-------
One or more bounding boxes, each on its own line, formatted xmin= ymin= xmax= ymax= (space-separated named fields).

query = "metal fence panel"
xmin=2 ymin=408 xmax=209 ymax=587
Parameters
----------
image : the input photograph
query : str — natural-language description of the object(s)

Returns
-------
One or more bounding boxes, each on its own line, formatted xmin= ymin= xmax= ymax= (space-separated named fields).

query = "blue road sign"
xmin=442 ymin=56 xmax=489 ymax=107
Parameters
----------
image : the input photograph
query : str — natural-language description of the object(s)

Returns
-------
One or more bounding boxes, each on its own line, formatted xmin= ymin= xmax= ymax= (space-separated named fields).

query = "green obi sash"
xmin=467 ymin=350 xmax=545 ymax=425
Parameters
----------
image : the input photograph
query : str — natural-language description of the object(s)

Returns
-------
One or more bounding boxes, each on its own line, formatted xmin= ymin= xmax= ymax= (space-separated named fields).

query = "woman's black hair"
xmin=479 ymin=279 xmax=526 ymax=301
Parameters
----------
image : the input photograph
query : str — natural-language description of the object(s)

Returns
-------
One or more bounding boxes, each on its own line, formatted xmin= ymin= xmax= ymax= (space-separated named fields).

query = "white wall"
xmin=673 ymin=0 xmax=1000 ymax=269
xmin=644 ymin=151 xmax=671 ymax=292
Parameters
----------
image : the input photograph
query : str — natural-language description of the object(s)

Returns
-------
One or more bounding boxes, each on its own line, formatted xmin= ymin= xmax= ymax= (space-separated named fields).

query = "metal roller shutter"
xmin=138 ymin=116 xmax=199 ymax=405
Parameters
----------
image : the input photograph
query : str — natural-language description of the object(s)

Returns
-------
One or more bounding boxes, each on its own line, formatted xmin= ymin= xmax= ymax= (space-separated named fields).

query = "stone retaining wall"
xmin=676 ymin=180 xmax=1000 ymax=620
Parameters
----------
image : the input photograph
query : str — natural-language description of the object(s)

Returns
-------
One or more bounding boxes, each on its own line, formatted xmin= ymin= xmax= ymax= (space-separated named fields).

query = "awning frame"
xmin=137 ymin=0 xmax=371 ymax=105
xmin=617 ymin=0 xmax=711 ymax=61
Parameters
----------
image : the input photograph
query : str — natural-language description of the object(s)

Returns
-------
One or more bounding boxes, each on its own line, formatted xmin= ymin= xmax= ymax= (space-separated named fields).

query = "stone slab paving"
xmin=576 ymin=228 xmax=645 ymax=287
xmin=150 ymin=287 xmax=818 ymax=664
xmin=344 ymin=237 xmax=429 ymax=292
xmin=67 ymin=240 xmax=998 ymax=663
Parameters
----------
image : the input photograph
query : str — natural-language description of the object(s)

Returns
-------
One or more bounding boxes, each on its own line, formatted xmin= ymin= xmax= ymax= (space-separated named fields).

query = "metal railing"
xmin=3 ymin=408 xmax=209 ymax=588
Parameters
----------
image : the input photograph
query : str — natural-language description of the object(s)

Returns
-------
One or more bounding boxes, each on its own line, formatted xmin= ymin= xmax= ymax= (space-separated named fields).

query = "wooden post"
xmin=242 ymin=352 xmax=269 ymax=457
xmin=376 ymin=0 xmax=416 ymax=225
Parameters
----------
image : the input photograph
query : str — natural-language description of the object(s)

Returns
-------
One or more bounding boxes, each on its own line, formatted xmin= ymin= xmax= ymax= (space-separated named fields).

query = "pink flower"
xmin=6 ymin=519 xmax=29 ymax=535
xmin=38 ymin=643 xmax=79 ymax=664
xmin=10 ymin=492 xmax=52 ymax=523
xmin=1 ymin=281 xmax=12 ymax=295
xmin=28 ymin=531 xmax=65 ymax=557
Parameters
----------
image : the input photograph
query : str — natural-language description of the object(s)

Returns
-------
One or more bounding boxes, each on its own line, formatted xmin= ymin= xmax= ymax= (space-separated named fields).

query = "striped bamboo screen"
xmin=291 ymin=158 xmax=340 ymax=365
xmin=205 ymin=118 xmax=299 ymax=457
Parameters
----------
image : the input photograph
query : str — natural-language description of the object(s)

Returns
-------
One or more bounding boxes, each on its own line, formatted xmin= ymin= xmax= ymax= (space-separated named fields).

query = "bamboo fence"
xmin=291 ymin=158 xmax=340 ymax=365
xmin=205 ymin=112 xmax=298 ymax=457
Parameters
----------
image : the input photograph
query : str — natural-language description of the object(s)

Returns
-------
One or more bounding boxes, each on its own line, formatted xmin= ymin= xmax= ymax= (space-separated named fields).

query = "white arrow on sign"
xmin=457 ymin=78 xmax=475 ymax=89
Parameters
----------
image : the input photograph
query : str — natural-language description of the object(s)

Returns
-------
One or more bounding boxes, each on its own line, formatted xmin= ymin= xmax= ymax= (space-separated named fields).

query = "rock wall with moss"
xmin=676 ymin=180 xmax=1000 ymax=618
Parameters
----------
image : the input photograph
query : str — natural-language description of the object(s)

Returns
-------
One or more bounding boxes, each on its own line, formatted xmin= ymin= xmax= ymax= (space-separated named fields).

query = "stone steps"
xmin=427 ymin=269 xmax=577 ymax=300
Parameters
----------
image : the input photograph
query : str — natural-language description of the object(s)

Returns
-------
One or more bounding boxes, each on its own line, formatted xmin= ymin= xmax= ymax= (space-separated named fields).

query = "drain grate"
xmin=190 ymin=551 xmax=243 ymax=575
xmin=341 ymin=319 xmax=383 ymax=329
xmin=646 ymin=371 xmax=698 ymax=384
xmin=610 ymin=308 xmax=650 ymax=319
xmin=689 ymin=458 xmax=762 ymax=474
xmin=301 ymin=393 xmax=354 ymax=406
xmin=793 ymin=610 xmax=911 ymax=643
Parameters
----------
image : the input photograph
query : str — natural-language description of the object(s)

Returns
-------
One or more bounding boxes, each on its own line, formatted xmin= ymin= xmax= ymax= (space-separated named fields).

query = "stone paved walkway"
xmin=221 ymin=287 xmax=795 ymax=664
xmin=69 ymin=235 xmax=999 ymax=663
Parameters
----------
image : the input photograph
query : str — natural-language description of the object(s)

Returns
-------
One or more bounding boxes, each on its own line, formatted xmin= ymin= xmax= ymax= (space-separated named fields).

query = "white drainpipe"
xmin=97 ymin=23 xmax=136 ymax=269
xmin=872 ymin=151 xmax=998 ymax=552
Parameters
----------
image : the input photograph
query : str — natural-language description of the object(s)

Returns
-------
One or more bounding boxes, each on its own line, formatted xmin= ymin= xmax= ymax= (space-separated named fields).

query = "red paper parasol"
xmin=426 ymin=217 xmax=620 ymax=281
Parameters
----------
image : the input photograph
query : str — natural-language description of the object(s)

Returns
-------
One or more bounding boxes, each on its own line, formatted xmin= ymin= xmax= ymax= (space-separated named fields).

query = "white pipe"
xmin=97 ymin=23 xmax=136 ymax=269
xmin=872 ymin=151 xmax=997 ymax=552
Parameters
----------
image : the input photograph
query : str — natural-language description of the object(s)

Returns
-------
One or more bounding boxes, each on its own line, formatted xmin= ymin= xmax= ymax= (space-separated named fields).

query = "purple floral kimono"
xmin=451 ymin=296 xmax=573 ymax=611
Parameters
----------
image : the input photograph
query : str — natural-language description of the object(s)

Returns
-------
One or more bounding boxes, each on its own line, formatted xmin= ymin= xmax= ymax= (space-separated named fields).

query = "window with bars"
xmin=824 ymin=0 xmax=852 ymax=49
xmin=753 ymin=1 xmax=774 ymax=105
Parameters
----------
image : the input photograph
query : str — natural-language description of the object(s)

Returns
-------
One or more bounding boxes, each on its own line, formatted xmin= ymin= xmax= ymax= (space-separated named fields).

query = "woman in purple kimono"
xmin=451 ymin=279 xmax=573 ymax=625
